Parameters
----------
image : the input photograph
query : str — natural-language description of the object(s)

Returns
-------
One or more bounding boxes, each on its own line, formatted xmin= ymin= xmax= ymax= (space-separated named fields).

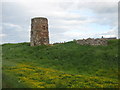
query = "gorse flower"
xmin=4 ymin=63 xmax=119 ymax=88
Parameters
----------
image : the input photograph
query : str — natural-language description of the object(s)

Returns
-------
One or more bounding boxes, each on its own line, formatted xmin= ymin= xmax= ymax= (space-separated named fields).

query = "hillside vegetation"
xmin=2 ymin=40 xmax=119 ymax=88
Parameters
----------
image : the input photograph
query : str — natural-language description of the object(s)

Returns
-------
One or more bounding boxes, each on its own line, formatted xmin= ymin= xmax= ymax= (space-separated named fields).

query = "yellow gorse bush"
xmin=4 ymin=63 xmax=119 ymax=88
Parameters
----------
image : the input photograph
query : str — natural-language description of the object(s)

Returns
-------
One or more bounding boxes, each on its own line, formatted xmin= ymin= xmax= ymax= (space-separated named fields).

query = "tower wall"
xmin=30 ymin=17 xmax=49 ymax=46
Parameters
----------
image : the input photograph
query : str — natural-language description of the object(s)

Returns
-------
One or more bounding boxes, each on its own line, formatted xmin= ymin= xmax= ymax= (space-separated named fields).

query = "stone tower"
xmin=30 ymin=17 xmax=49 ymax=46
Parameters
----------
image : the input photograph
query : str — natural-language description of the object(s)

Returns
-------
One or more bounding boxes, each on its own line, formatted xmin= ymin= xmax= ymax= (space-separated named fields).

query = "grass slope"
xmin=2 ymin=40 xmax=119 ymax=88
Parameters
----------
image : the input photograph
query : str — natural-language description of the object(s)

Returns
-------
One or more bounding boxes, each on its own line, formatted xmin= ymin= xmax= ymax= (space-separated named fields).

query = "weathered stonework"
xmin=76 ymin=38 xmax=108 ymax=46
xmin=30 ymin=17 xmax=49 ymax=46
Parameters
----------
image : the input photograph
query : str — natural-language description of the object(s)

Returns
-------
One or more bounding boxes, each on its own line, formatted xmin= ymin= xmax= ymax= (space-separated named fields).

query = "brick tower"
xmin=30 ymin=17 xmax=49 ymax=46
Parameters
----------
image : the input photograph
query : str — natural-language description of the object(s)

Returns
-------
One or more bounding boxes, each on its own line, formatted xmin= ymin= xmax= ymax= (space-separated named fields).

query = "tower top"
xmin=32 ymin=17 xmax=48 ymax=20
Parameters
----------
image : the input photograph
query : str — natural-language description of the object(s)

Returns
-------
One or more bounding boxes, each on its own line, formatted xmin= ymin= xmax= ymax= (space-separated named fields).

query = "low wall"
xmin=76 ymin=38 xmax=108 ymax=46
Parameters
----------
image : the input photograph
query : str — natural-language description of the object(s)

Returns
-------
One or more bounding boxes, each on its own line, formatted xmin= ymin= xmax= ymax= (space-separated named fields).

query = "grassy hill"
xmin=2 ymin=40 xmax=119 ymax=88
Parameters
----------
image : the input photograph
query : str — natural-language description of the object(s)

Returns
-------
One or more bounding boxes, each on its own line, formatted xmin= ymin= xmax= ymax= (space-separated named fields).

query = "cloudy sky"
xmin=1 ymin=0 xmax=119 ymax=44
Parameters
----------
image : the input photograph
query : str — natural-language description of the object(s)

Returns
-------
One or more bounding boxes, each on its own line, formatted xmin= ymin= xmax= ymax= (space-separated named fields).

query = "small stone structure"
xmin=30 ymin=17 xmax=49 ymax=46
xmin=76 ymin=38 xmax=108 ymax=46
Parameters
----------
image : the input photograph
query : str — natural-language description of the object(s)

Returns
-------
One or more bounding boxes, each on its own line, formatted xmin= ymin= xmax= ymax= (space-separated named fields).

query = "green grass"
xmin=2 ymin=40 xmax=119 ymax=88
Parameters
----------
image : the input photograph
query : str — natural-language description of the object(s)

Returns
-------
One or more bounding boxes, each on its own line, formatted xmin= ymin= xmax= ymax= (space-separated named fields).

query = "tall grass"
xmin=2 ymin=40 xmax=119 ymax=88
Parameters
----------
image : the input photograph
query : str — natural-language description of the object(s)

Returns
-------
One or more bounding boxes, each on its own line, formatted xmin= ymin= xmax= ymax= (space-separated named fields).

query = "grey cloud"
xmin=2 ymin=1 xmax=118 ymax=44
xmin=55 ymin=1 xmax=118 ymax=30
xmin=75 ymin=2 xmax=117 ymax=26
xmin=2 ymin=23 xmax=30 ymax=43
xmin=91 ymin=3 xmax=117 ymax=14
xmin=2 ymin=2 xmax=31 ymax=26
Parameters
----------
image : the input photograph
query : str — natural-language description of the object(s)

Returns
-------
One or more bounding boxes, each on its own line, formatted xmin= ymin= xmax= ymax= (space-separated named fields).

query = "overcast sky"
xmin=1 ymin=0 xmax=119 ymax=44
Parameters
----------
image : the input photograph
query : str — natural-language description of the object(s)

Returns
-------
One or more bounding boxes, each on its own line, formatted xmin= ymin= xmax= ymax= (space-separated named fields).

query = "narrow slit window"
xmin=43 ymin=26 xmax=46 ymax=30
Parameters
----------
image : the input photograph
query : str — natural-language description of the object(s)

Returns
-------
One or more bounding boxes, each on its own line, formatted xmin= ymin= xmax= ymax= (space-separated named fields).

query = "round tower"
xmin=30 ymin=17 xmax=49 ymax=46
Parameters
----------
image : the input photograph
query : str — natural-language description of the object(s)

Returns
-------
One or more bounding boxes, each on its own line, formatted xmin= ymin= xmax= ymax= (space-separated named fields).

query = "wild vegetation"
xmin=2 ymin=40 xmax=119 ymax=88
